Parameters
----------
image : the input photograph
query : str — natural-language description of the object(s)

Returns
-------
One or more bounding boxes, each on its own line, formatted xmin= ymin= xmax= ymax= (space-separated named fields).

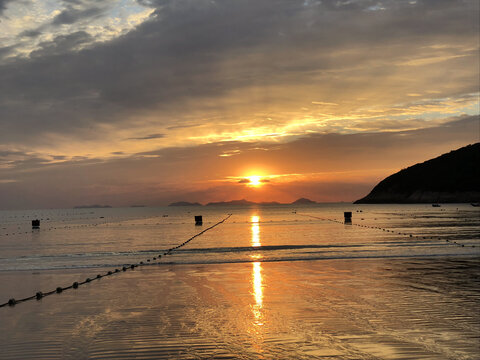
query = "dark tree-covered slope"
xmin=355 ymin=143 xmax=480 ymax=204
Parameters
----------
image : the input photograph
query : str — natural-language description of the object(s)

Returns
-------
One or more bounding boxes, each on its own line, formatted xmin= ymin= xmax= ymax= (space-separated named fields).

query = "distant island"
xmin=168 ymin=201 xmax=202 ymax=206
xmin=355 ymin=143 xmax=480 ymax=204
xmin=74 ymin=205 xmax=112 ymax=209
xmin=206 ymin=199 xmax=256 ymax=206
xmin=291 ymin=197 xmax=317 ymax=205
xmin=169 ymin=198 xmax=317 ymax=206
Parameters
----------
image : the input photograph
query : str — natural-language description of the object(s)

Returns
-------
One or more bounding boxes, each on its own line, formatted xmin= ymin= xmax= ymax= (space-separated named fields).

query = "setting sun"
xmin=248 ymin=175 xmax=262 ymax=187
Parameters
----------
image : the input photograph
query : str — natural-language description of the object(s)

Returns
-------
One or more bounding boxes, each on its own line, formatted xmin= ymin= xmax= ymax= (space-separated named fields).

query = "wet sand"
xmin=1 ymin=257 xmax=479 ymax=359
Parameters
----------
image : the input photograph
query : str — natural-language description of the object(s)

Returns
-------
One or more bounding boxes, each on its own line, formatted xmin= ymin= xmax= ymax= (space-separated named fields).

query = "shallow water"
xmin=0 ymin=204 xmax=478 ymax=272
xmin=0 ymin=204 xmax=479 ymax=359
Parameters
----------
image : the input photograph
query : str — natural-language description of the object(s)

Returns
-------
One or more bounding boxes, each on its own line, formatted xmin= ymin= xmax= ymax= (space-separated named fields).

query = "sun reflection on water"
xmin=250 ymin=215 xmax=264 ymax=326
xmin=252 ymin=261 xmax=263 ymax=326
xmin=251 ymin=215 xmax=260 ymax=247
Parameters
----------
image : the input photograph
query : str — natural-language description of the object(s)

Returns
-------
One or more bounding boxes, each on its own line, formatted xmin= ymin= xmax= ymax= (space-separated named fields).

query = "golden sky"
xmin=0 ymin=0 xmax=478 ymax=209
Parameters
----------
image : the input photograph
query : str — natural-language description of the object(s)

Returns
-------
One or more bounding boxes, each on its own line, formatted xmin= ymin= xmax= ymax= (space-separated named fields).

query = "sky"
xmin=0 ymin=0 xmax=479 ymax=209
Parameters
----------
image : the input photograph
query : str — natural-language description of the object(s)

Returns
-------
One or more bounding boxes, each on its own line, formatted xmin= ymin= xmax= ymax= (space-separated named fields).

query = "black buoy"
xmin=56 ymin=287 xmax=63 ymax=293
xmin=107 ymin=271 xmax=112 ymax=275
xmin=36 ymin=292 xmax=43 ymax=300
xmin=96 ymin=274 xmax=101 ymax=279
xmin=344 ymin=212 xmax=352 ymax=224
xmin=8 ymin=298 xmax=16 ymax=306
xmin=86 ymin=277 xmax=91 ymax=282
xmin=122 ymin=266 xmax=127 ymax=271
xmin=130 ymin=264 xmax=135 ymax=269
xmin=32 ymin=219 xmax=40 ymax=229
xmin=73 ymin=282 xmax=79 ymax=289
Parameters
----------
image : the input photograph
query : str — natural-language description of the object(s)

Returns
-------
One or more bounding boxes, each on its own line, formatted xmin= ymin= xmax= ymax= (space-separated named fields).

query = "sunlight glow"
xmin=248 ymin=175 xmax=262 ymax=187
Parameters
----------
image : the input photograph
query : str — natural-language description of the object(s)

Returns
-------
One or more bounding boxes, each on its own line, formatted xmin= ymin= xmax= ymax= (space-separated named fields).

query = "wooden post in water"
xmin=344 ymin=212 xmax=352 ymax=224
xmin=195 ymin=215 xmax=203 ymax=226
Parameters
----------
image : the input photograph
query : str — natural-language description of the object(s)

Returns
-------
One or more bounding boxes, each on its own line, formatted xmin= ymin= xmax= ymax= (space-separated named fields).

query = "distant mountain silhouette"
xmin=206 ymin=199 xmax=256 ymax=206
xmin=168 ymin=201 xmax=202 ymax=206
xmin=355 ymin=143 xmax=480 ymax=204
xmin=193 ymin=198 xmax=318 ymax=206
xmin=74 ymin=204 xmax=112 ymax=208
xmin=291 ymin=197 xmax=317 ymax=205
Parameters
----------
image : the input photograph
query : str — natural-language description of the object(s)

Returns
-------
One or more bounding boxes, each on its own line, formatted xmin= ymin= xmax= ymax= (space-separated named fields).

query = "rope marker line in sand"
xmin=298 ymin=213 xmax=476 ymax=249
xmin=0 ymin=214 xmax=232 ymax=308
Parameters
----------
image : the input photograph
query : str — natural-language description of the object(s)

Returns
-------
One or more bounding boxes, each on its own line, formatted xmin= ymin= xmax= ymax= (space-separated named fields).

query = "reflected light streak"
xmin=251 ymin=215 xmax=260 ymax=247
xmin=250 ymin=215 xmax=264 ymax=326
xmin=252 ymin=262 xmax=264 ymax=326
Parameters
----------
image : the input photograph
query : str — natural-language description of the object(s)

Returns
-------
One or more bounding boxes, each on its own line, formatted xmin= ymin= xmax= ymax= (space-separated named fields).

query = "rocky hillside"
xmin=355 ymin=143 xmax=480 ymax=203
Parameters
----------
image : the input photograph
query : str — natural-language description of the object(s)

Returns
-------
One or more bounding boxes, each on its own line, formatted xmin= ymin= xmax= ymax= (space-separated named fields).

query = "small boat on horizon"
xmin=432 ymin=204 xmax=441 ymax=207
xmin=471 ymin=203 xmax=480 ymax=207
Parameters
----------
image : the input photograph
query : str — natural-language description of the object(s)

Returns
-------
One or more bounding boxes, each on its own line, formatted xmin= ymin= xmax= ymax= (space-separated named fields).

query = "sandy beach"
xmin=1 ymin=257 xmax=479 ymax=359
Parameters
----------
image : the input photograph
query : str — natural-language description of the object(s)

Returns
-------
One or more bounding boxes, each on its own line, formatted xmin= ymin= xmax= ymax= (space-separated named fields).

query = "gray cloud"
xmin=52 ymin=6 xmax=104 ymax=25
xmin=0 ymin=0 xmax=478 ymax=147
xmin=30 ymin=31 xmax=94 ymax=57
xmin=0 ymin=45 xmax=16 ymax=60
xmin=0 ymin=0 xmax=12 ymax=16
xmin=50 ymin=155 xmax=67 ymax=160
xmin=126 ymin=133 xmax=165 ymax=140
xmin=19 ymin=29 xmax=42 ymax=38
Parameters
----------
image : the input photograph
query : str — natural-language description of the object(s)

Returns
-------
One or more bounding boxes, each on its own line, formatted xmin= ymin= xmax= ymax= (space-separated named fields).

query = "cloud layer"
xmin=0 ymin=116 xmax=477 ymax=209
xmin=0 ymin=0 xmax=478 ymax=208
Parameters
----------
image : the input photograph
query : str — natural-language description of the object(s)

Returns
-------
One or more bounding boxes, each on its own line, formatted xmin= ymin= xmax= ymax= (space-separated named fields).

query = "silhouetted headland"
xmin=355 ymin=143 xmax=480 ymax=204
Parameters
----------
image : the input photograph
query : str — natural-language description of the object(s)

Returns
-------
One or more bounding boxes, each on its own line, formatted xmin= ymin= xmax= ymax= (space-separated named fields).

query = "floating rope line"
xmin=0 ymin=214 xmax=232 ymax=308
xmin=298 ymin=213 xmax=476 ymax=249
xmin=0 ymin=213 xmax=183 ymax=237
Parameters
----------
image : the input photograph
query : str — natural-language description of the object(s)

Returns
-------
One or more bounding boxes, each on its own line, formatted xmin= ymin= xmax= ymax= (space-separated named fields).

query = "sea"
xmin=0 ymin=204 xmax=479 ymax=359
xmin=0 ymin=204 xmax=478 ymax=271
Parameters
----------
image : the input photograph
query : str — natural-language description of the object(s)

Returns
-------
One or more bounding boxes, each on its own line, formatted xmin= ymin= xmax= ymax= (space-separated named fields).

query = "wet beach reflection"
xmin=250 ymin=215 xmax=264 ymax=327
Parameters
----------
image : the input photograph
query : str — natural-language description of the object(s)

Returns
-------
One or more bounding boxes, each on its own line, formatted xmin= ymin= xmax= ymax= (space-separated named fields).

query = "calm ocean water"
xmin=0 ymin=204 xmax=478 ymax=272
